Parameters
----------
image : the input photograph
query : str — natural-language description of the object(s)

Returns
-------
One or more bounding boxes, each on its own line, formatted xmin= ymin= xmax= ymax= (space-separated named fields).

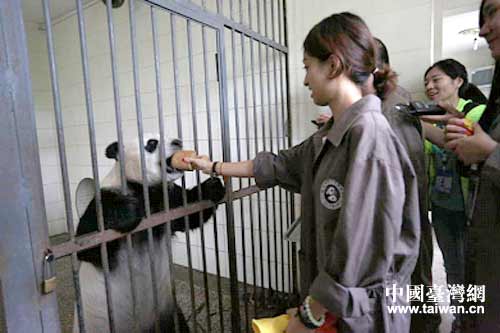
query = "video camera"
xmin=311 ymin=101 xmax=446 ymax=129
xmin=394 ymin=101 xmax=446 ymax=116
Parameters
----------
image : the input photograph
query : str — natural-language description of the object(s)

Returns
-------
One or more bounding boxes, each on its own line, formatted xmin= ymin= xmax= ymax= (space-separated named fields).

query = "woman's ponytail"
xmin=373 ymin=64 xmax=398 ymax=99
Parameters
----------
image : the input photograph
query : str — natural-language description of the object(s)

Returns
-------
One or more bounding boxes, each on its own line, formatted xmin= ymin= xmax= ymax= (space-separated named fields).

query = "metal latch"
xmin=42 ymin=249 xmax=57 ymax=294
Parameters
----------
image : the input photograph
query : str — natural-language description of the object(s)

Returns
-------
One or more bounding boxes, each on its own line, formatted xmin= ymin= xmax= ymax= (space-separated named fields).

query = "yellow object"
xmin=463 ymin=118 xmax=474 ymax=131
xmin=252 ymin=314 xmax=289 ymax=333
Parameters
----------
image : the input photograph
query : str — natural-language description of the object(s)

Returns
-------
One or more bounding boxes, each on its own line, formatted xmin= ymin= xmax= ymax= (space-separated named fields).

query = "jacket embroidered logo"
xmin=320 ymin=179 xmax=344 ymax=210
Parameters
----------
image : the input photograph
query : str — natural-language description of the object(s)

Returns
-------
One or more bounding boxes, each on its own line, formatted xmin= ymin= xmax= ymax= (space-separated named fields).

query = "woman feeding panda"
xmin=187 ymin=12 xmax=420 ymax=332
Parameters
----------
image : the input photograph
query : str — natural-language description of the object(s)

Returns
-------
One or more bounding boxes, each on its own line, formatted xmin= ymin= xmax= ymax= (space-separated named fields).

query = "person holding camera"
xmin=443 ymin=0 xmax=500 ymax=331
xmin=187 ymin=12 xmax=420 ymax=332
xmin=360 ymin=38 xmax=441 ymax=333
xmin=421 ymin=58 xmax=486 ymax=332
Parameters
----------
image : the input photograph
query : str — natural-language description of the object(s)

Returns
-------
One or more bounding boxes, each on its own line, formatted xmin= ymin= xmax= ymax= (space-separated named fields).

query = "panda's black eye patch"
xmin=145 ymin=139 xmax=159 ymax=153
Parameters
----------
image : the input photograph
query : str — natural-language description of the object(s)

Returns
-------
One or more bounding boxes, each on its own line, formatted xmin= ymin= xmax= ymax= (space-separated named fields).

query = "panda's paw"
xmin=106 ymin=193 xmax=144 ymax=233
xmin=201 ymin=177 xmax=225 ymax=203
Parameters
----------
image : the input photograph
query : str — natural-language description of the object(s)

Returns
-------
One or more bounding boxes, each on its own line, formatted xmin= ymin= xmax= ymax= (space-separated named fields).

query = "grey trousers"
xmin=431 ymin=205 xmax=466 ymax=318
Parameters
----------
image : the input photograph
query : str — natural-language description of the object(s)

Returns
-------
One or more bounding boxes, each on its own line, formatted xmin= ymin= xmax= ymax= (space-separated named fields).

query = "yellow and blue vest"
xmin=425 ymin=99 xmax=486 ymax=210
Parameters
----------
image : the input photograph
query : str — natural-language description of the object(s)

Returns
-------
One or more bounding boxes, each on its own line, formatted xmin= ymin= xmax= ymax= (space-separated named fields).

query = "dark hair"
xmin=462 ymin=83 xmax=488 ymax=104
xmin=374 ymin=38 xmax=390 ymax=66
xmin=303 ymin=12 xmax=397 ymax=99
xmin=424 ymin=58 xmax=473 ymax=99
xmin=478 ymin=1 xmax=500 ymax=131
xmin=372 ymin=37 xmax=397 ymax=99
xmin=480 ymin=0 xmax=486 ymax=28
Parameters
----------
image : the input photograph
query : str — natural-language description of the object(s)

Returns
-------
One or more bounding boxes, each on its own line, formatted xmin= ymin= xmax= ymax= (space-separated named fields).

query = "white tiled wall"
xmin=25 ymin=21 xmax=67 ymax=236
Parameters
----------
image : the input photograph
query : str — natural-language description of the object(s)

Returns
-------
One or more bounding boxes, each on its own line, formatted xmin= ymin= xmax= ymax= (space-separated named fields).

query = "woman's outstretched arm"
xmin=185 ymin=156 xmax=254 ymax=178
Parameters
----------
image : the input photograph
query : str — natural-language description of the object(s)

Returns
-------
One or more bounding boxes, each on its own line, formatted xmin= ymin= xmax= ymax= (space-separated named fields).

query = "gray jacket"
xmin=466 ymin=99 xmax=500 ymax=332
xmin=253 ymin=95 xmax=420 ymax=332
xmin=382 ymin=87 xmax=440 ymax=332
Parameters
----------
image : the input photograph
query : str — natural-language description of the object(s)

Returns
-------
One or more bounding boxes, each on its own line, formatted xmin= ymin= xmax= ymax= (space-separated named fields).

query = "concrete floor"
xmin=0 ymin=230 xmax=453 ymax=333
xmin=0 ymin=233 xmax=287 ymax=333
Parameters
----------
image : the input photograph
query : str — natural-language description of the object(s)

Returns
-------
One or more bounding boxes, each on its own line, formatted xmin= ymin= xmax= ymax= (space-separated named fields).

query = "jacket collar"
xmin=317 ymin=94 xmax=382 ymax=147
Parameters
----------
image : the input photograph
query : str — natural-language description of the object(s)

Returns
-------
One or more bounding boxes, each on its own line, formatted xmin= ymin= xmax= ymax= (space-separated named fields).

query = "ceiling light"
xmin=458 ymin=27 xmax=481 ymax=51
xmin=458 ymin=27 xmax=480 ymax=36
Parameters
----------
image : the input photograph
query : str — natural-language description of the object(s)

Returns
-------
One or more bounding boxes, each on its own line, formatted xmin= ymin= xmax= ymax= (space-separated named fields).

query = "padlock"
xmin=42 ymin=250 xmax=57 ymax=294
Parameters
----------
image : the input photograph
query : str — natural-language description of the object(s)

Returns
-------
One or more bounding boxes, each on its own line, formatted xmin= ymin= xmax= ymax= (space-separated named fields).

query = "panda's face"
xmin=105 ymin=134 xmax=184 ymax=185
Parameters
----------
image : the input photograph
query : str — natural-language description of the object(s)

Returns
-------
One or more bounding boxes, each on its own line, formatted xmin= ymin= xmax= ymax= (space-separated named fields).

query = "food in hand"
xmin=462 ymin=119 xmax=474 ymax=136
xmin=171 ymin=150 xmax=197 ymax=170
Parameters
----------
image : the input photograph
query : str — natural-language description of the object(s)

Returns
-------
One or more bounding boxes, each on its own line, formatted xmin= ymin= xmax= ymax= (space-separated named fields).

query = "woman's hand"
xmin=421 ymin=121 xmax=445 ymax=147
xmin=312 ymin=113 xmax=332 ymax=129
xmin=316 ymin=113 xmax=332 ymax=125
xmin=184 ymin=155 xmax=214 ymax=175
xmin=420 ymin=101 xmax=464 ymax=123
xmin=444 ymin=117 xmax=472 ymax=142
xmin=285 ymin=308 xmax=314 ymax=333
xmin=445 ymin=120 xmax=498 ymax=165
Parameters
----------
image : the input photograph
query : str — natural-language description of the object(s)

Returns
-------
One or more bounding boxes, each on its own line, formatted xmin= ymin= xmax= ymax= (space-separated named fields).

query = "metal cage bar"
xmin=42 ymin=0 xmax=118 ymax=331
xmin=105 ymin=0 xmax=142 ymax=328
xmin=281 ymin=0 xmax=298 ymax=299
xmin=240 ymin=31 xmax=257 ymax=326
xmin=229 ymin=0 xmax=234 ymax=21
xmin=0 ymin=0 xmax=60 ymax=331
xmin=150 ymin=6 xmax=178 ymax=333
xmin=270 ymin=0 xmax=287 ymax=295
xmin=239 ymin=0 xmax=243 ymax=26
xmin=263 ymin=0 xmax=280 ymax=292
xmin=248 ymin=36 xmax=266 ymax=311
xmin=276 ymin=0 xmax=289 ymax=297
xmin=242 ymin=19 xmax=258 ymax=325
xmin=230 ymin=26 xmax=251 ymax=332
xmin=145 ymin=0 xmax=286 ymax=53
xmin=272 ymin=56 xmax=285 ymax=295
xmin=169 ymin=13 xmax=199 ymax=333
xmin=265 ymin=42 xmax=279 ymax=294
xmin=76 ymin=0 xmax=130 ymax=331
xmin=257 ymin=0 xmax=274 ymax=302
xmin=185 ymin=19 xmax=201 ymax=333
xmin=275 ymin=49 xmax=289 ymax=294
xmin=258 ymin=41 xmax=273 ymax=305
xmin=186 ymin=18 xmax=213 ymax=333
xmin=247 ymin=2 xmax=262 ymax=318
xmin=199 ymin=2 xmax=226 ymax=328
xmin=216 ymin=26 xmax=242 ymax=333
xmin=127 ymin=1 xmax=162 ymax=331
xmin=263 ymin=0 xmax=268 ymax=39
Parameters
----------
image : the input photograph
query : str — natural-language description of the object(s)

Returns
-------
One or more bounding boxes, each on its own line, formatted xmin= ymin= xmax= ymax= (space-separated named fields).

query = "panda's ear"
xmin=105 ymin=142 xmax=119 ymax=160
xmin=145 ymin=139 xmax=159 ymax=153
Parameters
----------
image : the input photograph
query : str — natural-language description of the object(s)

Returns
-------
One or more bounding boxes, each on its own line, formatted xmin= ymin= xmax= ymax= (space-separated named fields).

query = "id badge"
xmin=434 ymin=168 xmax=453 ymax=194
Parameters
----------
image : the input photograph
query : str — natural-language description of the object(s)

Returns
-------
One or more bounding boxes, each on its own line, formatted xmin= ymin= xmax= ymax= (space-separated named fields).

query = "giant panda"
xmin=73 ymin=134 xmax=225 ymax=333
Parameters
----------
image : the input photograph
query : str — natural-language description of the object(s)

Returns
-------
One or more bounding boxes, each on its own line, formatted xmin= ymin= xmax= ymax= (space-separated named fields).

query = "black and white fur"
xmin=73 ymin=134 xmax=225 ymax=333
